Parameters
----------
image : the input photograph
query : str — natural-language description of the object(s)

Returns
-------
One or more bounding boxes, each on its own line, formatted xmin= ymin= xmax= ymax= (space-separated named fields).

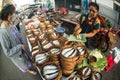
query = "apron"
xmin=9 ymin=26 xmax=33 ymax=62
xmin=80 ymin=14 xmax=96 ymax=48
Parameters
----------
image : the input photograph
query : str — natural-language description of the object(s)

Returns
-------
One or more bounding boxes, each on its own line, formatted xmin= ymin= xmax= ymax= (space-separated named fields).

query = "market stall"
xmin=24 ymin=13 xmax=108 ymax=80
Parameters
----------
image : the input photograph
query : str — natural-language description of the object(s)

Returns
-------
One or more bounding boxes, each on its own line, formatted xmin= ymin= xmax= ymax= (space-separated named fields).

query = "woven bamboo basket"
xmin=26 ymin=29 xmax=32 ymax=35
xmin=49 ymin=32 xmax=59 ymax=40
xmin=31 ymin=49 xmax=40 ymax=61
xmin=33 ymin=31 xmax=40 ymax=36
xmin=27 ymin=34 xmax=34 ymax=38
xmin=76 ymin=66 xmax=92 ymax=79
xmin=108 ymin=32 xmax=116 ymax=44
xmin=52 ymin=39 xmax=61 ymax=48
xmin=40 ymin=62 xmax=62 ymax=80
xmin=44 ymin=21 xmax=50 ymax=26
xmin=38 ymin=33 xmax=46 ymax=42
xmin=91 ymin=71 xmax=102 ymax=80
xmin=49 ymin=47 xmax=60 ymax=63
xmin=39 ymin=22 xmax=46 ymax=31
xmin=60 ymin=41 xmax=79 ymax=76
xmin=59 ymin=37 xmax=68 ymax=45
xmin=47 ymin=24 xmax=54 ymax=29
xmin=69 ymin=74 xmax=83 ymax=80
xmin=41 ymin=41 xmax=53 ymax=51
xmin=28 ymin=37 xmax=38 ymax=48
xmin=74 ymin=43 xmax=88 ymax=65
xmin=60 ymin=53 xmax=81 ymax=76
xmin=47 ymin=28 xmax=55 ymax=35
xmin=34 ymin=51 xmax=49 ymax=66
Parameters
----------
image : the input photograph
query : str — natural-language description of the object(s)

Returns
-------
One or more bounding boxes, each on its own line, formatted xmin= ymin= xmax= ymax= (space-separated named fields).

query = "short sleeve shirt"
xmin=79 ymin=13 xmax=100 ymax=33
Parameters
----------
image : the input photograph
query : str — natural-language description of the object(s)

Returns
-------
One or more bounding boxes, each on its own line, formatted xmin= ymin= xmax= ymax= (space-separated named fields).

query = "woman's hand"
xmin=21 ymin=44 xmax=26 ymax=51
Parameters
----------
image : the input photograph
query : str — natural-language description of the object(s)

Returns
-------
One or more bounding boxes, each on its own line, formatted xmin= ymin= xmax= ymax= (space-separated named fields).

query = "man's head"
xmin=88 ymin=2 xmax=99 ymax=18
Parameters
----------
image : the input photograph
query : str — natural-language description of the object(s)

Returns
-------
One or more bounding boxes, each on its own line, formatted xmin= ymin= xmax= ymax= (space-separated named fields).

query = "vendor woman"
xmin=74 ymin=2 xmax=100 ymax=48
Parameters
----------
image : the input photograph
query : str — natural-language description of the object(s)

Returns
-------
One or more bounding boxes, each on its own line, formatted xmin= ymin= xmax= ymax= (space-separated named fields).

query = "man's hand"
xmin=76 ymin=33 xmax=86 ymax=40
xmin=74 ymin=23 xmax=80 ymax=31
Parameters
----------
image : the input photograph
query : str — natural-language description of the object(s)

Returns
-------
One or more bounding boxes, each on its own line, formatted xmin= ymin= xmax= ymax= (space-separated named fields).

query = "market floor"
xmin=0 ymin=22 xmax=120 ymax=80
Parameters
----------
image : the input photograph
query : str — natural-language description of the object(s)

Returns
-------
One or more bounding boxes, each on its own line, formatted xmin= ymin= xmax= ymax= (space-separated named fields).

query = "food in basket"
xmin=50 ymin=48 xmax=60 ymax=54
xmin=31 ymin=49 xmax=39 ymax=56
xmin=35 ymin=53 xmax=47 ymax=64
xmin=41 ymin=39 xmax=49 ymax=45
xmin=44 ymin=21 xmax=50 ymax=26
xmin=32 ymin=45 xmax=39 ymax=50
xmin=26 ymin=29 xmax=32 ymax=34
xmin=27 ymin=34 xmax=33 ymax=38
xmin=63 ymin=48 xmax=74 ymax=57
xmin=38 ymin=33 xmax=45 ymax=40
xmin=82 ymin=67 xmax=91 ymax=77
xmin=32 ymin=29 xmax=38 ymax=32
xmin=62 ymin=47 xmax=73 ymax=57
xmin=47 ymin=25 xmax=53 ymax=29
xmin=70 ymin=75 xmax=82 ymax=80
xmin=30 ymin=25 xmax=35 ymax=29
xmin=50 ymin=32 xmax=59 ymax=40
xmin=42 ymin=42 xmax=52 ymax=50
xmin=39 ymin=23 xmax=46 ymax=30
xmin=69 ymin=49 xmax=78 ymax=58
xmin=43 ymin=65 xmax=59 ymax=80
xmin=61 ymin=47 xmax=78 ymax=58
xmin=91 ymin=71 xmax=102 ymax=80
xmin=34 ymin=31 xmax=40 ymax=36
xmin=77 ymin=66 xmax=92 ymax=79
xmin=47 ymin=28 xmax=55 ymax=34
xmin=52 ymin=40 xmax=61 ymax=47
xmin=77 ymin=47 xmax=85 ymax=55
xmin=29 ymin=37 xmax=36 ymax=44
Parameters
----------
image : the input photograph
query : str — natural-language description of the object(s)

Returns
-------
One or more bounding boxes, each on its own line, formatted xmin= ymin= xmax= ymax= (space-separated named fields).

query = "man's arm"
xmin=86 ymin=29 xmax=99 ymax=38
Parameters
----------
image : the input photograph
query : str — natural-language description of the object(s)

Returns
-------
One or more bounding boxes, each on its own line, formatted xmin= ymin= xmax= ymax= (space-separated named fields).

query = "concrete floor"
xmin=0 ymin=23 xmax=120 ymax=80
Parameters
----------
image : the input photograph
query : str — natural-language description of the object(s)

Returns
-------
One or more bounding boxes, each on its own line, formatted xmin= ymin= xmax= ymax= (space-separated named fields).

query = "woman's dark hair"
xmin=0 ymin=4 xmax=15 ymax=20
xmin=89 ymin=2 xmax=99 ymax=11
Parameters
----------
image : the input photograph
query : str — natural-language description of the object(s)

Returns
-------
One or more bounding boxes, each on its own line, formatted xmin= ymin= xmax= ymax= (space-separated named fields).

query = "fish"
xmin=64 ymin=48 xmax=74 ymax=57
xmin=92 ymin=72 xmax=101 ymax=80
xmin=44 ymin=69 xmax=59 ymax=75
xmin=77 ymin=47 xmax=84 ymax=52
xmin=80 ymin=50 xmax=85 ymax=55
xmin=45 ymin=71 xmax=59 ymax=80
xmin=41 ymin=39 xmax=47 ymax=44
xmin=44 ymin=65 xmax=57 ymax=70
xmin=50 ymin=48 xmax=60 ymax=54
xmin=69 ymin=49 xmax=78 ymax=58
xmin=61 ymin=48 xmax=73 ymax=55
xmin=29 ymin=38 xmax=35 ymax=41
xmin=37 ymin=58 xmax=46 ymax=64
xmin=52 ymin=33 xmax=57 ymax=36
xmin=32 ymin=46 xmax=39 ymax=50
xmin=53 ymin=40 xmax=60 ymax=45
xmin=39 ymin=34 xmax=45 ymax=39
xmin=43 ymin=43 xmax=52 ymax=49
xmin=73 ymin=76 xmax=82 ymax=80
xmin=35 ymin=54 xmax=46 ymax=61
xmin=82 ymin=67 xmax=92 ymax=77
xmin=27 ymin=34 xmax=33 ymax=37
xmin=31 ymin=50 xmax=39 ymax=56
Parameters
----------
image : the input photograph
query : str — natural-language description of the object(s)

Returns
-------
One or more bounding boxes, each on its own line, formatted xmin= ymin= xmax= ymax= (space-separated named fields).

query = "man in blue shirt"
xmin=75 ymin=2 xmax=100 ymax=48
